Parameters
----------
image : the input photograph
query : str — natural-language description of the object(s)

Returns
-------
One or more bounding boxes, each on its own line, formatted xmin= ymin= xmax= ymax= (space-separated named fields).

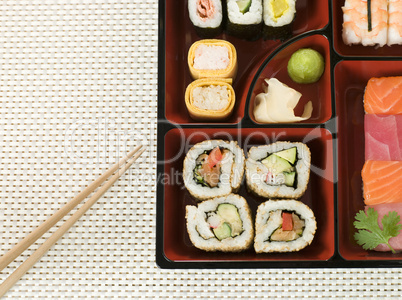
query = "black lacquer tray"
xmin=156 ymin=0 xmax=402 ymax=268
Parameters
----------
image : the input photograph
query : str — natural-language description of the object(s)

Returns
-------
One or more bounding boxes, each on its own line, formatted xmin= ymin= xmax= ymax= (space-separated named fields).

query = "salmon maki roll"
xmin=362 ymin=160 xmax=402 ymax=205
xmin=364 ymin=76 xmax=402 ymax=115
xmin=188 ymin=0 xmax=224 ymax=38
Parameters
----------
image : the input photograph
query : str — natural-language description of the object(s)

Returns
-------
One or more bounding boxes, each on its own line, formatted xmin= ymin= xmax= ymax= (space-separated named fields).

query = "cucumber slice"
xmin=283 ymin=171 xmax=296 ymax=187
xmin=217 ymin=203 xmax=242 ymax=236
xmin=236 ymin=0 xmax=252 ymax=13
xmin=261 ymin=154 xmax=293 ymax=175
xmin=213 ymin=222 xmax=231 ymax=240
xmin=274 ymin=147 xmax=297 ymax=164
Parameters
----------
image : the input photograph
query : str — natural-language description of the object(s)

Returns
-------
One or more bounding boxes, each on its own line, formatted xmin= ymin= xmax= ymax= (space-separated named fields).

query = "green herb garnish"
xmin=354 ymin=208 xmax=402 ymax=253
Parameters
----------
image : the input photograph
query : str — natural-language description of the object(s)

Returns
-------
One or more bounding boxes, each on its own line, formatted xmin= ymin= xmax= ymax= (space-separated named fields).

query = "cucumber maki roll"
xmin=226 ymin=0 xmax=263 ymax=40
xmin=262 ymin=0 xmax=296 ymax=40
xmin=183 ymin=139 xmax=245 ymax=201
xmin=254 ymin=200 xmax=316 ymax=253
xmin=188 ymin=0 xmax=224 ymax=38
xmin=186 ymin=194 xmax=254 ymax=252
xmin=245 ymin=142 xmax=310 ymax=199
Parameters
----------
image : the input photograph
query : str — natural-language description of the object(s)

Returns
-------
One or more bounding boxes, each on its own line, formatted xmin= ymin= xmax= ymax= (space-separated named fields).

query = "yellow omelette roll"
xmin=185 ymin=78 xmax=235 ymax=121
xmin=188 ymin=39 xmax=237 ymax=80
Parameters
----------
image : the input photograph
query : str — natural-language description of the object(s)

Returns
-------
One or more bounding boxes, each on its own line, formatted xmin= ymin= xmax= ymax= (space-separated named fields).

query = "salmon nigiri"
xmin=362 ymin=160 xmax=402 ymax=205
xmin=364 ymin=76 xmax=402 ymax=114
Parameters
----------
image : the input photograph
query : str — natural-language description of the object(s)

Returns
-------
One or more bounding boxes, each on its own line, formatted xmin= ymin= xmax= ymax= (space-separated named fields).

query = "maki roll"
xmin=183 ymin=139 xmax=245 ymax=201
xmin=188 ymin=0 xmax=224 ymax=38
xmin=245 ymin=142 xmax=310 ymax=199
xmin=188 ymin=39 xmax=238 ymax=80
xmin=262 ymin=0 xmax=296 ymax=40
xmin=254 ymin=200 xmax=316 ymax=253
xmin=226 ymin=0 xmax=263 ymax=40
xmin=185 ymin=78 xmax=236 ymax=121
xmin=186 ymin=194 xmax=254 ymax=252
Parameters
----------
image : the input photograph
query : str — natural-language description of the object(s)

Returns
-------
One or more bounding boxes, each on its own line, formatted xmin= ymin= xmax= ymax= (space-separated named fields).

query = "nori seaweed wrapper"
xmin=226 ymin=20 xmax=262 ymax=41
xmin=193 ymin=25 xmax=224 ymax=38
xmin=262 ymin=23 xmax=293 ymax=41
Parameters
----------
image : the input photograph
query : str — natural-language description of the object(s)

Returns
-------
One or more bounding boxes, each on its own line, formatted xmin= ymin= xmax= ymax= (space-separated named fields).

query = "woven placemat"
xmin=0 ymin=1 xmax=401 ymax=299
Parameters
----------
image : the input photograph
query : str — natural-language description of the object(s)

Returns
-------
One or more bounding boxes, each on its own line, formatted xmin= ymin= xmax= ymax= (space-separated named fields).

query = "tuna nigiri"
xmin=365 ymin=203 xmax=402 ymax=251
xmin=362 ymin=160 xmax=402 ymax=205
xmin=365 ymin=114 xmax=402 ymax=161
xmin=364 ymin=76 xmax=402 ymax=114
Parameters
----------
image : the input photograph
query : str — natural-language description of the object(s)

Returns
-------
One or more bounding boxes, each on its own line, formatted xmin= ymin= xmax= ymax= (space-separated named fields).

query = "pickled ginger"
xmin=253 ymin=78 xmax=313 ymax=123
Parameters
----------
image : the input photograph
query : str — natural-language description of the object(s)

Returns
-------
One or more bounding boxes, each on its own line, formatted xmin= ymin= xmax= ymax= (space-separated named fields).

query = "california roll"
xmin=183 ymin=139 xmax=245 ymax=201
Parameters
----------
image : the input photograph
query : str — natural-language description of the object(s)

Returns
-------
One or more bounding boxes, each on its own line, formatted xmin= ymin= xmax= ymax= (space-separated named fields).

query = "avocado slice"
xmin=283 ymin=171 xmax=296 ymax=187
xmin=261 ymin=154 xmax=293 ymax=175
xmin=236 ymin=0 xmax=252 ymax=13
xmin=217 ymin=203 xmax=242 ymax=237
xmin=213 ymin=222 xmax=231 ymax=240
xmin=274 ymin=147 xmax=297 ymax=164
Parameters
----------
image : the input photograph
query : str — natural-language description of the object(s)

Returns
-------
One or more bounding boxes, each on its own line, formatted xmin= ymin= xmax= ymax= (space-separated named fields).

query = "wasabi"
xmin=287 ymin=48 xmax=325 ymax=84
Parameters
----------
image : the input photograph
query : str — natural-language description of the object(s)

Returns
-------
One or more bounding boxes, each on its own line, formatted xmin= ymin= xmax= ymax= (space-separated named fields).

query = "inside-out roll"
xmin=188 ymin=39 xmax=238 ymax=80
xmin=254 ymin=199 xmax=316 ymax=253
xmin=245 ymin=142 xmax=311 ymax=199
xmin=185 ymin=78 xmax=235 ymax=121
xmin=188 ymin=0 xmax=224 ymax=38
xmin=183 ymin=139 xmax=245 ymax=201
xmin=186 ymin=194 xmax=254 ymax=252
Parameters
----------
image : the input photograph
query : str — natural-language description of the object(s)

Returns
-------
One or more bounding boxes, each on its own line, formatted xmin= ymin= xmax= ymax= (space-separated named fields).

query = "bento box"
xmin=156 ymin=0 xmax=402 ymax=268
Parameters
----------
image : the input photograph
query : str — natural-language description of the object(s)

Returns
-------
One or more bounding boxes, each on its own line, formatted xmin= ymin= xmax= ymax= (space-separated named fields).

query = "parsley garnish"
xmin=354 ymin=208 xmax=402 ymax=254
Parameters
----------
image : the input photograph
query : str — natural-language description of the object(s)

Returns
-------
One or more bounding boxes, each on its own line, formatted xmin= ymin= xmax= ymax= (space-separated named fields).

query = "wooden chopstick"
xmin=0 ymin=145 xmax=146 ymax=297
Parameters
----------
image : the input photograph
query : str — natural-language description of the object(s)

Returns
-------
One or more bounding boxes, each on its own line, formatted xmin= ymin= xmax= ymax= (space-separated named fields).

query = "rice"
xmin=186 ymin=194 xmax=254 ymax=252
xmin=227 ymin=0 xmax=262 ymax=25
xmin=254 ymin=199 xmax=316 ymax=253
xmin=192 ymin=85 xmax=230 ymax=110
xmin=245 ymin=142 xmax=311 ymax=199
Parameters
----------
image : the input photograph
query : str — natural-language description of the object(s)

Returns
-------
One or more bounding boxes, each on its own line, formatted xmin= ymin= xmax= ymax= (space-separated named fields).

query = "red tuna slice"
xmin=365 ymin=203 xmax=402 ymax=252
xmin=365 ymin=114 xmax=402 ymax=161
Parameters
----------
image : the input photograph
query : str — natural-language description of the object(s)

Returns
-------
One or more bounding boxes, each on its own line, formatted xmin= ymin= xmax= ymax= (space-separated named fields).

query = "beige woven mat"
xmin=0 ymin=0 xmax=401 ymax=299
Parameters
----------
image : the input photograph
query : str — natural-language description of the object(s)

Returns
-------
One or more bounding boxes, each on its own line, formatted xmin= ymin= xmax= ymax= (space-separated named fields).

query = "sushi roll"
xmin=245 ymin=142 xmax=311 ymax=199
xmin=262 ymin=0 xmax=296 ymax=40
xmin=183 ymin=139 xmax=245 ymax=201
xmin=226 ymin=0 xmax=263 ymax=40
xmin=188 ymin=0 xmax=224 ymax=38
xmin=254 ymin=199 xmax=316 ymax=253
xmin=186 ymin=194 xmax=254 ymax=252
xmin=185 ymin=78 xmax=236 ymax=121
xmin=188 ymin=39 xmax=238 ymax=80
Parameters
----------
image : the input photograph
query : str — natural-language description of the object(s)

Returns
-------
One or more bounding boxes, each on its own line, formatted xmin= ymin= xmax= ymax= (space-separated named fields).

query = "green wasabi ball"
xmin=287 ymin=48 xmax=325 ymax=84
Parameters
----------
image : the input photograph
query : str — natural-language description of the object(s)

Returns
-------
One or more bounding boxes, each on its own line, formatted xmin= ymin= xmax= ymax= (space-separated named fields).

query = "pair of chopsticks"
xmin=0 ymin=145 xmax=146 ymax=297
